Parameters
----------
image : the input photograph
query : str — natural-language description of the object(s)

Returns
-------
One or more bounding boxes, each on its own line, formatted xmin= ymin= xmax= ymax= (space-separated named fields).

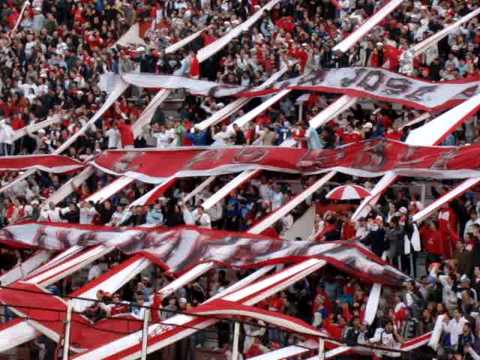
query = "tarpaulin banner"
xmin=0 ymin=155 xmax=84 ymax=173
xmin=122 ymin=67 xmax=480 ymax=111
xmin=91 ymin=139 xmax=480 ymax=183
xmin=0 ymin=222 xmax=408 ymax=286
xmin=7 ymin=139 xmax=480 ymax=181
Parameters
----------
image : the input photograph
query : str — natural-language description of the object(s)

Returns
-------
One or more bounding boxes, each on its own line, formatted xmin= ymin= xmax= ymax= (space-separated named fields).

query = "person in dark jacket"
xmin=93 ymin=200 xmax=115 ymax=225
xmin=343 ymin=317 xmax=364 ymax=346
xmin=385 ymin=217 xmax=404 ymax=268
xmin=341 ymin=317 xmax=369 ymax=360
xmin=232 ymin=123 xmax=246 ymax=145
xmin=61 ymin=203 xmax=80 ymax=223
xmin=362 ymin=216 xmax=386 ymax=258
xmin=458 ymin=322 xmax=476 ymax=358
xmin=120 ymin=206 xmax=146 ymax=226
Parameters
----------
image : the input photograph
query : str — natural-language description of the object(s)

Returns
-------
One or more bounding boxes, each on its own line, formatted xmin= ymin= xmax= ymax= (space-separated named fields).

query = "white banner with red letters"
xmin=122 ymin=67 xmax=480 ymax=111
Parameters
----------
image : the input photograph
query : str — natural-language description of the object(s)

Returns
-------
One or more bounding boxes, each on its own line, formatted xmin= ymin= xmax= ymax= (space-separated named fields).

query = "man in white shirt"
xmin=442 ymin=308 xmax=468 ymax=349
xmin=212 ymin=125 xmax=233 ymax=146
xmin=182 ymin=203 xmax=211 ymax=228
xmin=105 ymin=124 xmax=120 ymax=149
xmin=255 ymin=177 xmax=273 ymax=202
xmin=108 ymin=205 xmax=126 ymax=226
xmin=131 ymin=291 xmax=151 ymax=320
xmin=271 ymin=185 xmax=284 ymax=210
xmin=152 ymin=123 xmax=174 ymax=148
xmin=39 ymin=202 xmax=69 ymax=222
xmin=464 ymin=211 xmax=480 ymax=238
xmin=193 ymin=205 xmax=211 ymax=228
xmin=355 ymin=217 xmax=369 ymax=239
xmin=79 ymin=201 xmax=97 ymax=225
xmin=208 ymin=201 xmax=223 ymax=228
xmin=369 ymin=321 xmax=403 ymax=359
xmin=0 ymin=119 xmax=15 ymax=155
xmin=439 ymin=274 xmax=459 ymax=311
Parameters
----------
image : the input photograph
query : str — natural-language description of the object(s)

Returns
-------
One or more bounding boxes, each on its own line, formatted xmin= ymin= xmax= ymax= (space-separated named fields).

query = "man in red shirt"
xmin=117 ymin=119 xmax=134 ymax=148
xmin=385 ymin=126 xmax=403 ymax=141
xmin=276 ymin=16 xmax=295 ymax=33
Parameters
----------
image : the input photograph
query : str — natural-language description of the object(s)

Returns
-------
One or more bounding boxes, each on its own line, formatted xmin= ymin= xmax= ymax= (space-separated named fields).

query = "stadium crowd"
xmin=1 ymin=0 xmax=480 ymax=359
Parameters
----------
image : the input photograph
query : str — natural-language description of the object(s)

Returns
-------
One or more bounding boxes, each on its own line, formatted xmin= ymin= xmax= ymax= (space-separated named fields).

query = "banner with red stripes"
xmin=0 ymin=155 xmax=84 ymax=173
xmin=122 ymin=67 xmax=480 ymax=111
xmin=0 ymin=222 xmax=408 ymax=286
xmin=92 ymin=139 xmax=480 ymax=183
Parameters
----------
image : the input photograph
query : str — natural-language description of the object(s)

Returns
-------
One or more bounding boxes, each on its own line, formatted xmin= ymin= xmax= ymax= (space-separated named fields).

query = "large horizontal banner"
xmin=0 ymin=155 xmax=84 ymax=173
xmin=0 ymin=222 xmax=408 ymax=286
xmin=7 ymin=139 xmax=480 ymax=180
xmin=122 ymin=67 xmax=480 ymax=111
xmin=92 ymin=139 xmax=480 ymax=183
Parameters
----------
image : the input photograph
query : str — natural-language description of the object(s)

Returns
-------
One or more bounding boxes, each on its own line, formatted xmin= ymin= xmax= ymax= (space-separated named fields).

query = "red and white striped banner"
xmin=122 ymin=67 xmax=480 ymax=111
xmin=0 ymin=155 xmax=83 ymax=173
xmin=92 ymin=139 xmax=480 ymax=183
xmin=0 ymin=222 xmax=408 ymax=286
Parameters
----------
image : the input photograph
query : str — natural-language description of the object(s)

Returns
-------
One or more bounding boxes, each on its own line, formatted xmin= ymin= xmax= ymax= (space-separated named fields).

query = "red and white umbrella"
xmin=326 ymin=185 xmax=371 ymax=200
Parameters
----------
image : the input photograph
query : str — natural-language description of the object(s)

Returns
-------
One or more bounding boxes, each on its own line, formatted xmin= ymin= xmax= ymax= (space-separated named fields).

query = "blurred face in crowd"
xmin=384 ymin=321 xmax=393 ymax=333
xmin=136 ymin=295 xmax=145 ymax=307
xmin=453 ymin=308 xmax=461 ymax=320
xmin=112 ymin=294 xmax=121 ymax=303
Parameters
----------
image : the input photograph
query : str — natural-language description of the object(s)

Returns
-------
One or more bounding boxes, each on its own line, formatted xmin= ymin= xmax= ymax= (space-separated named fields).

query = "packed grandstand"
xmin=1 ymin=0 xmax=480 ymax=359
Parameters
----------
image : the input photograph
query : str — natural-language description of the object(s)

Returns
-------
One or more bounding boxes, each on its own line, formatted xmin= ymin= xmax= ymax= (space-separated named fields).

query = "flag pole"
xmin=141 ymin=309 xmax=151 ymax=360
xmin=62 ymin=301 xmax=73 ymax=360
xmin=318 ymin=337 xmax=325 ymax=360
xmin=231 ymin=322 xmax=241 ymax=360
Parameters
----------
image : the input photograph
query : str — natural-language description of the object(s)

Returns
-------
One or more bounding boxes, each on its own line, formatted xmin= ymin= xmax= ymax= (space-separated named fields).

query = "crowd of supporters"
xmin=0 ymin=0 xmax=480 ymax=359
